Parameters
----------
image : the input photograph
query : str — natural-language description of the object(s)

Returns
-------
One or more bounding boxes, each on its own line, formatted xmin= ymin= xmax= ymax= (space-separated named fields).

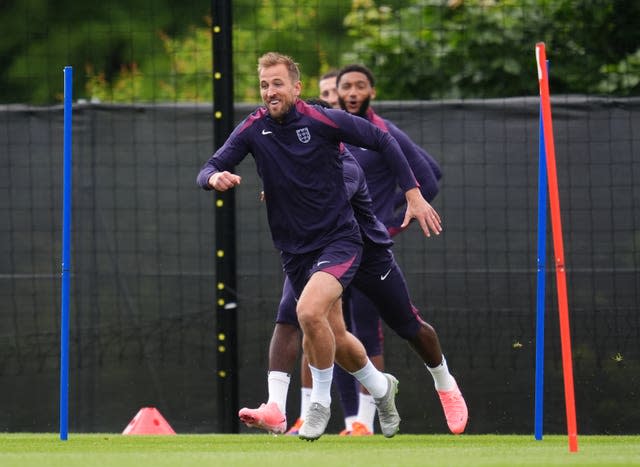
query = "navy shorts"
xmin=350 ymin=241 xmax=423 ymax=341
xmin=278 ymin=235 xmax=363 ymax=320
xmin=277 ymin=238 xmax=423 ymax=344
xmin=276 ymin=275 xmax=299 ymax=326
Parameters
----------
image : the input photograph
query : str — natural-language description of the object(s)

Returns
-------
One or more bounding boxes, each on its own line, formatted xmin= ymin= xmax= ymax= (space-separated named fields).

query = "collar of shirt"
xmin=264 ymin=99 xmax=302 ymax=126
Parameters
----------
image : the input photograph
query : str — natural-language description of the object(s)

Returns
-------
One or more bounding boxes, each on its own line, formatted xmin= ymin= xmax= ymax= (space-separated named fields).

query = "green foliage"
xmin=231 ymin=0 xmax=355 ymax=102
xmin=85 ymin=1 xmax=356 ymax=103
xmin=0 ymin=0 xmax=210 ymax=104
xmin=1 ymin=0 xmax=639 ymax=103
xmin=86 ymin=25 xmax=213 ymax=102
xmin=341 ymin=0 xmax=640 ymax=98
xmin=597 ymin=49 xmax=640 ymax=95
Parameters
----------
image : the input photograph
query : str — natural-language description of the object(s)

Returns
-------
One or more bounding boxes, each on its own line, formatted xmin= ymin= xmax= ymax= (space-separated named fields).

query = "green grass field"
xmin=1 ymin=434 xmax=639 ymax=467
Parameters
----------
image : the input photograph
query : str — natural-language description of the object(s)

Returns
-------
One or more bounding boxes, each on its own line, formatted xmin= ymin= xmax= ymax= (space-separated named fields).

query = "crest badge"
xmin=296 ymin=127 xmax=311 ymax=143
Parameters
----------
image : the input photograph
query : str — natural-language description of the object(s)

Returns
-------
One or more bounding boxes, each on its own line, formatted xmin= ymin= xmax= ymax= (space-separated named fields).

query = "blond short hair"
xmin=258 ymin=52 xmax=301 ymax=82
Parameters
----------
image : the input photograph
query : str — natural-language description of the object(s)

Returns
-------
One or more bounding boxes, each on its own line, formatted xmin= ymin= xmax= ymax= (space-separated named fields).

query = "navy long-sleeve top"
xmin=345 ymin=108 xmax=442 ymax=232
xmin=197 ymin=100 xmax=417 ymax=254
xmin=341 ymin=149 xmax=393 ymax=248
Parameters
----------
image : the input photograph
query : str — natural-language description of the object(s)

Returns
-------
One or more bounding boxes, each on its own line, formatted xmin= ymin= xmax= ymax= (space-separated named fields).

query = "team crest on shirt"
xmin=296 ymin=127 xmax=311 ymax=143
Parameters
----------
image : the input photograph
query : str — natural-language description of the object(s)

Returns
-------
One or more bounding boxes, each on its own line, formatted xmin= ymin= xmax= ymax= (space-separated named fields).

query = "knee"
xmin=408 ymin=321 xmax=437 ymax=344
xmin=272 ymin=323 xmax=301 ymax=344
xmin=296 ymin=304 xmax=322 ymax=331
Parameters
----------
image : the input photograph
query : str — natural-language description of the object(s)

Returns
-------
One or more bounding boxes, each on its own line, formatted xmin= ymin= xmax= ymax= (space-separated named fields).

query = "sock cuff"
xmin=426 ymin=354 xmax=447 ymax=371
xmin=268 ymin=370 xmax=291 ymax=384
xmin=309 ymin=364 xmax=334 ymax=382
xmin=350 ymin=359 xmax=374 ymax=379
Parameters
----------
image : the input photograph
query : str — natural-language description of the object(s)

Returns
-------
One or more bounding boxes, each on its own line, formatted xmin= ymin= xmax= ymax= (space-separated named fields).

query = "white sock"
xmin=350 ymin=359 xmax=388 ymax=399
xmin=344 ymin=415 xmax=357 ymax=431
xmin=309 ymin=364 xmax=333 ymax=408
xmin=356 ymin=393 xmax=376 ymax=433
xmin=426 ymin=355 xmax=456 ymax=391
xmin=300 ymin=387 xmax=312 ymax=419
xmin=267 ymin=371 xmax=290 ymax=414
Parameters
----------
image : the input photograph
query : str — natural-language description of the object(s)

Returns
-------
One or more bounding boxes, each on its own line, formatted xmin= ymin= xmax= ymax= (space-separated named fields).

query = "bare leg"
xmin=269 ymin=323 xmax=302 ymax=372
xmin=297 ymin=271 xmax=343 ymax=370
xmin=300 ymin=354 xmax=312 ymax=387
xmin=328 ymin=300 xmax=369 ymax=373
xmin=296 ymin=272 xmax=345 ymax=440
xmin=408 ymin=320 xmax=443 ymax=368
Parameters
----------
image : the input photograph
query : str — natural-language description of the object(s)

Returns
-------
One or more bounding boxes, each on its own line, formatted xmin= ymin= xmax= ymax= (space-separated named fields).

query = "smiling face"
xmin=259 ymin=63 xmax=301 ymax=121
xmin=337 ymin=71 xmax=376 ymax=117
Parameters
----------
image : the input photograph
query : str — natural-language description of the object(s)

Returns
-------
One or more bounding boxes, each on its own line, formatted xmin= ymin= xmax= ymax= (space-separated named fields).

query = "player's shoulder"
xmin=247 ymin=106 xmax=269 ymax=125
xmin=296 ymin=100 xmax=339 ymax=128
xmin=237 ymin=106 xmax=269 ymax=134
xmin=380 ymin=115 xmax=406 ymax=135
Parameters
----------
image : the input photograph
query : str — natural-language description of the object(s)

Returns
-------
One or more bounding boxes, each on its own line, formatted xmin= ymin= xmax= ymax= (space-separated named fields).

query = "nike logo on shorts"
xmin=262 ymin=129 xmax=273 ymax=135
xmin=380 ymin=269 xmax=392 ymax=280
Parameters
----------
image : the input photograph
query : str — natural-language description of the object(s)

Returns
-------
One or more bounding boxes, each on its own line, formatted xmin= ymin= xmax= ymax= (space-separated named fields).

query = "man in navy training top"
xmin=197 ymin=52 xmax=441 ymax=440
xmin=335 ymin=64 xmax=465 ymax=435
xmin=288 ymin=67 xmax=449 ymax=436
xmin=291 ymin=66 xmax=449 ymax=436
xmin=287 ymin=74 xmax=377 ymax=436
xmin=257 ymin=100 xmax=466 ymax=437
xmin=287 ymin=65 xmax=441 ymax=436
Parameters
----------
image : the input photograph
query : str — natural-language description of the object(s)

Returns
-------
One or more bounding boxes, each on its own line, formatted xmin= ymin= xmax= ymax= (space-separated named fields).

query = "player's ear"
xmin=371 ymin=87 xmax=376 ymax=100
xmin=294 ymin=80 xmax=302 ymax=97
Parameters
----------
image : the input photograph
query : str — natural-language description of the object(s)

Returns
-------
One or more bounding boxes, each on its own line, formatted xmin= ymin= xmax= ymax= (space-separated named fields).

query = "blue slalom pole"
xmin=534 ymin=61 xmax=549 ymax=441
xmin=60 ymin=66 xmax=73 ymax=441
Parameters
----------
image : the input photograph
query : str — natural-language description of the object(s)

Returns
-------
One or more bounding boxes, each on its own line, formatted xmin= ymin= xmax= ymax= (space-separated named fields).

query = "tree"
xmin=0 ymin=0 xmax=209 ymax=104
xmin=2 ymin=0 xmax=639 ymax=103
xmin=86 ymin=23 xmax=213 ymax=102
xmin=341 ymin=0 xmax=640 ymax=98
xmin=85 ymin=0 xmax=357 ymax=103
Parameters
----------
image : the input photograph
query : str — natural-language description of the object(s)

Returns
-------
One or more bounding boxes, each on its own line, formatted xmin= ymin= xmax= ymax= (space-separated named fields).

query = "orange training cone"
xmin=122 ymin=407 xmax=177 ymax=435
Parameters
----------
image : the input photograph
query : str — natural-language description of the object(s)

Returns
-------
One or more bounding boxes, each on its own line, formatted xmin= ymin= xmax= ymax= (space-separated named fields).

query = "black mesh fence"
xmin=1 ymin=97 xmax=638 ymax=433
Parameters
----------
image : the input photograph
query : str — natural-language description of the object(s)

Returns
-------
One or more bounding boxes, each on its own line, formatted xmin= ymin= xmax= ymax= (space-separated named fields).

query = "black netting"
xmin=1 ymin=98 xmax=638 ymax=433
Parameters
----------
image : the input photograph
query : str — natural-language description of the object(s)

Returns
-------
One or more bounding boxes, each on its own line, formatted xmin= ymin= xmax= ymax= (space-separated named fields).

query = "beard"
xmin=265 ymin=98 xmax=295 ymax=122
xmin=338 ymin=96 xmax=371 ymax=118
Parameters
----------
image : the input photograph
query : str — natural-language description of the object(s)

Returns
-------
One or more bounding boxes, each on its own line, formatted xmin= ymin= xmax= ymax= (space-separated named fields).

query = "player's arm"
xmin=340 ymin=149 xmax=360 ymax=200
xmin=387 ymin=122 xmax=441 ymax=202
xmin=196 ymin=121 xmax=250 ymax=191
xmin=328 ymin=110 xmax=442 ymax=237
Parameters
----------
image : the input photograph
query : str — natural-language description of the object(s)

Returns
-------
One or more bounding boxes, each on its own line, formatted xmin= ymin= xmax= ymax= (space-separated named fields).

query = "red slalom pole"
xmin=535 ymin=42 xmax=578 ymax=452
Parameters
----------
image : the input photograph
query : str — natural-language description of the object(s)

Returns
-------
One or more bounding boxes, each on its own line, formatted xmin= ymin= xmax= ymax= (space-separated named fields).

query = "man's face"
xmin=259 ymin=63 xmax=301 ymax=120
xmin=337 ymin=71 xmax=376 ymax=117
xmin=318 ymin=77 xmax=339 ymax=108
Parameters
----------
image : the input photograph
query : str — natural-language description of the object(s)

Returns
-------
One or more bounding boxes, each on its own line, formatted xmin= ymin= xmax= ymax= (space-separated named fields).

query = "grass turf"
xmin=1 ymin=434 xmax=639 ymax=467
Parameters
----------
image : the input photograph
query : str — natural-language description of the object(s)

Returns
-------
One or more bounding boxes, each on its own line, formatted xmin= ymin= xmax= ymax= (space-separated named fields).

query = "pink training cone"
xmin=122 ymin=407 xmax=176 ymax=435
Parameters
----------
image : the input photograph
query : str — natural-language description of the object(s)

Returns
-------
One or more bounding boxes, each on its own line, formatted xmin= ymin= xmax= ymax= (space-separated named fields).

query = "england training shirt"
xmin=345 ymin=107 xmax=442 ymax=233
xmin=197 ymin=99 xmax=418 ymax=254
xmin=341 ymin=149 xmax=393 ymax=249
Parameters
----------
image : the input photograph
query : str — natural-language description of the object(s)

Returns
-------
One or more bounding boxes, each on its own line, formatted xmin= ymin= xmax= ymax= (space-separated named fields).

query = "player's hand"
xmin=208 ymin=171 xmax=241 ymax=191
xmin=401 ymin=187 xmax=442 ymax=237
